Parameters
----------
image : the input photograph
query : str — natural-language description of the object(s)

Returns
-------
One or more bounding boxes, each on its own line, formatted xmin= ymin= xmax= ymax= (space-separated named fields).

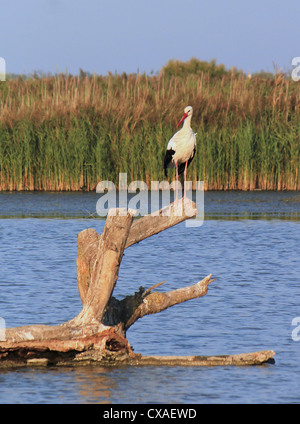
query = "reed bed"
xmin=0 ymin=63 xmax=299 ymax=191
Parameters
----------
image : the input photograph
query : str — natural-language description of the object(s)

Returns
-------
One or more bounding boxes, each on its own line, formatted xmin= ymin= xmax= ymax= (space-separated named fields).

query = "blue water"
xmin=0 ymin=191 xmax=299 ymax=404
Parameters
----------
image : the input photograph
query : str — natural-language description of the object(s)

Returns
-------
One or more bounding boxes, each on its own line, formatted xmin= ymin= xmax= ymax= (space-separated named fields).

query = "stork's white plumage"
xmin=164 ymin=106 xmax=196 ymax=199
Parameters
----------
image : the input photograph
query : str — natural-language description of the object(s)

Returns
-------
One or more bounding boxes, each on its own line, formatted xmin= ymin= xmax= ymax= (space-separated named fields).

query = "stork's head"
xmin=176 ymin=106 xmax=193 ymax=127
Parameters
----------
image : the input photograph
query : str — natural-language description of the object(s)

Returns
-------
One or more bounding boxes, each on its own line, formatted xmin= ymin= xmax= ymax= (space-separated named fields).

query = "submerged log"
xmin=127 ymin=350 xmax=276 ymax=367
xmin=0 ymin=198 xmax=276 ymax=368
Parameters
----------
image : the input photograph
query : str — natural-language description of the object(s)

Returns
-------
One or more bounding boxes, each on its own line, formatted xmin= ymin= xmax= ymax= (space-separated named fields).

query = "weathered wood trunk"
xmin=0 ymin=199 xmax=275 ymax=368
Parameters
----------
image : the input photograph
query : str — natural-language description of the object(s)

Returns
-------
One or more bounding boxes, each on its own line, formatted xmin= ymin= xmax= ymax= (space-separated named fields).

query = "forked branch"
xmin=77 ymin=198 xmax=199 ymax=305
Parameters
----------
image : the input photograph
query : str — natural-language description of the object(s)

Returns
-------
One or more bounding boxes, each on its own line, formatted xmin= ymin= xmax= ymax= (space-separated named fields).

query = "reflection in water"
xmin=73 ymin=367 xmax=114 ymax=404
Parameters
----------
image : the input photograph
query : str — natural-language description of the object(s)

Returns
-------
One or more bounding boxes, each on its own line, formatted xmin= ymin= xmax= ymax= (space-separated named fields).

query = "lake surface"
xmin=0 ymin=191 xmax=299 ymax=404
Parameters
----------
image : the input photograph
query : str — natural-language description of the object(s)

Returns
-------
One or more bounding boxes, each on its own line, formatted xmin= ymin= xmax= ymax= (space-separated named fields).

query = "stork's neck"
xmin=183 ymin=114 xmax=192 ymax=130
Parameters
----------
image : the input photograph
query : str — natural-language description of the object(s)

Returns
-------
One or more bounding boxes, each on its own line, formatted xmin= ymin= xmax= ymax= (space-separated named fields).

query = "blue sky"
xmin=0 ymin=0 xmax=299 ymax=76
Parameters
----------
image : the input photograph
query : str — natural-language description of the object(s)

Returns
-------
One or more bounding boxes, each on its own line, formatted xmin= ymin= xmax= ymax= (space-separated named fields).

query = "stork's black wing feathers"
xmin=164 ymin=148 xmax=175 ymax=177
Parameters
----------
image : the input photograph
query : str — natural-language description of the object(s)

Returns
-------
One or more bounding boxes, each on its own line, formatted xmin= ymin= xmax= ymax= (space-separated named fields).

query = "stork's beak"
xmin=176 ymin=112 xmax=188 ymax=128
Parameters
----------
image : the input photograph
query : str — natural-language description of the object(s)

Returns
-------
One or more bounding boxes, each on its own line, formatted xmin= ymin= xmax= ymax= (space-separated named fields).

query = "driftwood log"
xmin=0 ymin=199 xmax=275 ymax=368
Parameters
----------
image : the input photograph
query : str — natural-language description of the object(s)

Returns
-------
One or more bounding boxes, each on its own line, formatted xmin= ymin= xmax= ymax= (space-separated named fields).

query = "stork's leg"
xmin=183 ymin=160 xmax=188 ymax=198
xmin=175 ymin=161 xmax=179 ymax=202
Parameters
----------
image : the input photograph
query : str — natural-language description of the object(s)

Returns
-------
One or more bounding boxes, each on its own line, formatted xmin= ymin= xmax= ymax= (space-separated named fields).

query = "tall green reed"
xmin=0 ymin=66 xmax=299 ymax=191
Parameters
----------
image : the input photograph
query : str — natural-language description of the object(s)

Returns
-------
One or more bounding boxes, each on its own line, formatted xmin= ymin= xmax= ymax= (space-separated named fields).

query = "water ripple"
xmin=0 ymin=192 xmax=299 ymax=403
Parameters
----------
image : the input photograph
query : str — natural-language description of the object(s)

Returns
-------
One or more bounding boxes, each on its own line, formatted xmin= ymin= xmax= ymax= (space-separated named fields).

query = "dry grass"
xmin=0 ymin=67 xmax=299 ymax=191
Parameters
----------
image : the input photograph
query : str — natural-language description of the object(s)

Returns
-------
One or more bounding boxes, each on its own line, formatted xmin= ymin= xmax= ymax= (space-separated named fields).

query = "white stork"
xmin=164 ymin=106 xmax=196 ymax=200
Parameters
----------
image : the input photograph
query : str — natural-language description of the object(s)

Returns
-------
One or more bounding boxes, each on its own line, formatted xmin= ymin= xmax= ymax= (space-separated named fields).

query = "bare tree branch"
xmin=77 ymin=199 xmax=199 ymax=304
xmin=0 ymin=200 xmax=276 ymax=369
xmin=72 ymin=208 xmax=134 ymax=325
xmin=125 ymin=275 xmax=214 ymax=330
xmin=125 ymin=198 xmax=198 ymax=248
